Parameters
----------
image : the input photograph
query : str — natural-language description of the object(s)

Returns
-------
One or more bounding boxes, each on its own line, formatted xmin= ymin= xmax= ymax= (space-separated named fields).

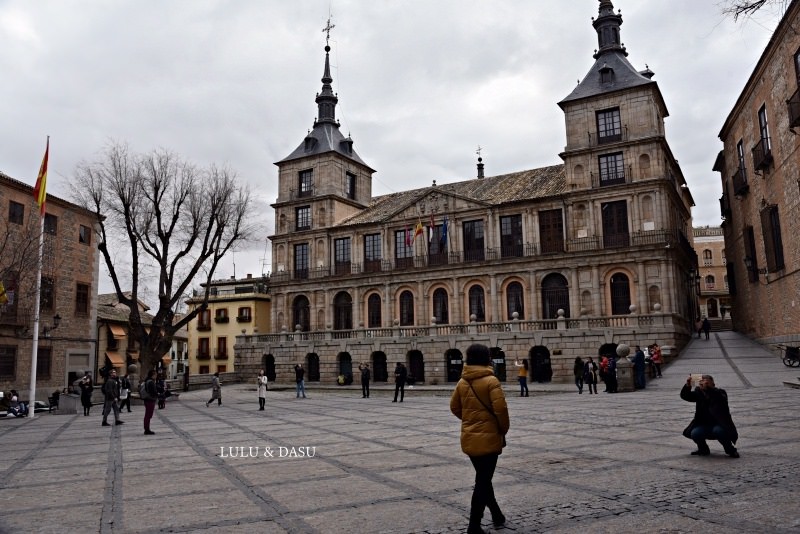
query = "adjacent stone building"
xmin=0 ymin=171 xmax=100 ymax=400
xmin=693 ymin=226 xmax=732 ymax=321
xmin=714 ymin=0 xmax=800 ymax=346
xmin=236 ymin=0 xmax=699 ymax=384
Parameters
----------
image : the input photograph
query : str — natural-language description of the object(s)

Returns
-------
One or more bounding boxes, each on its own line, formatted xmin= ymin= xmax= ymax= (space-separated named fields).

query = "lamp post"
xmin=43 ymin=313 xmax=61 ymax=338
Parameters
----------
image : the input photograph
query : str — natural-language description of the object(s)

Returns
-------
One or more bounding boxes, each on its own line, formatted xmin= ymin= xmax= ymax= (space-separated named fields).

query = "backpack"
xmin=139 ymin=381 xmax=152 ymax=401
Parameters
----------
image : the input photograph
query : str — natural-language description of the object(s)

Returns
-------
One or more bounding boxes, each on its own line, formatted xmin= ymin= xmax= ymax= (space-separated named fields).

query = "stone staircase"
xmin=710 ymin=319 xmax=733 ymax=332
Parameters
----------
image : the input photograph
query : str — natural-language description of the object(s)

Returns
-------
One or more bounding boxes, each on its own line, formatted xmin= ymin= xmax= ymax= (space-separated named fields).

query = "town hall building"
xmin=236 ymin=0 xmax=699 ymax=384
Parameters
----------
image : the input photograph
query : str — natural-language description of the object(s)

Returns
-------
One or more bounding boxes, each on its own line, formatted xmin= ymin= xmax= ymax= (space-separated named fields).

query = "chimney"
xmin=477 ymin=157 xmax=484 ymax=179
xmin=247 ymin=273 xmax=252 ymax=279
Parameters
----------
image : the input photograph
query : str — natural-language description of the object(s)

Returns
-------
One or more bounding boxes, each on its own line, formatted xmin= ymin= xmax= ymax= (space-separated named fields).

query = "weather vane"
xmin=323 ymin=16 xmax=335 ymax=46
xmin=476 ymin=145 xmax=482 ymax=158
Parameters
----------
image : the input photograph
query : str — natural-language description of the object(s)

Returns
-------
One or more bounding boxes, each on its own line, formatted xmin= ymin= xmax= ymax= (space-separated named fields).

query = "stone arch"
xmin=432 ymin=287 xmax=449 ymax=324
xmin=371 ymin=351 xmax=388 ymax=382
xmin=292 ymin=295 xmax=310 ymax=331
xmin=446 ymin=348 xmax=463 ymax=382
xmin=609 ymin=271 xmax=632 ymax=315
xmin=541 ymin=273 xmax=570 ymax=319
xmin=503 ymin=279 xmax=525 ymax=320
xmin=639 ymin=153 xmax=651 ymax=178
xmin=333 ymin=291 xmax=353 ymax=330
xmin=468 ymin=284 xmax=486 ymax=322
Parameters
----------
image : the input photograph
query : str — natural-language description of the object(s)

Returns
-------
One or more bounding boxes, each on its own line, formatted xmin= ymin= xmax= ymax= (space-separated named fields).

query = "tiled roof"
xmin=97 ymin=293 xmax=153 ymax=324
xmin=341 ymin=164 xmax=566 ymax=226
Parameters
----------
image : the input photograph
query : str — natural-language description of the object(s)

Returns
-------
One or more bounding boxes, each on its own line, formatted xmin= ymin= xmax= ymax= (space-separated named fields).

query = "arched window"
xmin=703 ymin=249 xmax=713 ymax=265
xmin=506 ymin=282 xmax=524 ymax=320
xmin=399 ymin=291 xmax=414 ymax=326
xmin=433 ymin=288 xmax=449 ymax=324
xmin=541 ymin=273 xmax=570 ymax=319
xmin=705 ymin=275 xmax=715 ymax=290
xmin=610 ymin=273 xmax=631 ymax=315
xmin=648 ymin=285 xmax=662 ymax=311
xmin=468 ymin=285 xmax=485 ymax=322
xmin=292 ymin=296 xmax=310 ymax=332
xmin=367 ymin=294 xmax=382 ymax=328
xmin=333 ymin=292 xmax=353 ymax=330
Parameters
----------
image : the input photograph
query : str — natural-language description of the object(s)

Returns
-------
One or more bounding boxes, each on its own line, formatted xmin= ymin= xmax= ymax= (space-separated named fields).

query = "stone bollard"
xmin=615 ymin=343 xmax=635 ymax=392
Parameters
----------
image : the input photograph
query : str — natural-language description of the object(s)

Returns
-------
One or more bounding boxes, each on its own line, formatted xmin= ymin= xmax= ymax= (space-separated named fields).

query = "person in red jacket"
xmin=450 ymin=344 xmax=510 ymax=534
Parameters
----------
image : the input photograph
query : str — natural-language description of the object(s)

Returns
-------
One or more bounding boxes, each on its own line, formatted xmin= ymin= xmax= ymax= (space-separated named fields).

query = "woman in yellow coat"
xmin=450 ymin=344 xmax=510 ymax=534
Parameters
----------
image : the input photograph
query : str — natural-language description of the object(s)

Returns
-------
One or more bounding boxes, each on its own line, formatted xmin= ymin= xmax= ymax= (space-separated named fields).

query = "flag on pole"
xmin=405 ymin=224 xmax=412 ymax=247
xmin=412 ymin=220 xmax=424 ymax=244
xmin=441 ymin=215 xmax=449 ymax=249
xmin=429 ymin=213 xmax=435 ymax=243
xmin=33 ymin=138 xmax=49 ymax=216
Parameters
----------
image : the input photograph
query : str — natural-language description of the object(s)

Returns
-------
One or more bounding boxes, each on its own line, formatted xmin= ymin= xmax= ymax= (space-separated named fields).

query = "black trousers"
xmin=468 ymin=453 xmax=502 ymax=528
xmin=393 ymin=381 xmax=405 ymax=401
xmin=361 ymin=380 xmax=370 ymax=397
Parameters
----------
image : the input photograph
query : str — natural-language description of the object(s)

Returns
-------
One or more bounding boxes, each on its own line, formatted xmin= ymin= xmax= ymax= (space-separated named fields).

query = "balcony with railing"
xmin=752 ymin=137 xmax=772 ymax=171
xmin=196 ymin=351 xmax=211 ymax=361
xmin=787 ymin=87 xmax=800 ymax=130
xmin=269 ymin=229 xmax=692 ymax=286
xmin=732 ymin=168 xmax=749 ymax=196
xmin=214 ymin=349 xmax=228 ymax=360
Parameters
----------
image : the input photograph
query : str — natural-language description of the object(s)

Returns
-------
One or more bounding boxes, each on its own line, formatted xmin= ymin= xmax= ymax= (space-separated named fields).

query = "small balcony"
xmin=752 ymin=137 xmax=772 ymax=171
xmin=196 ymin=351 xmax=211 ymax=361
xmin=236 ymin=315 xmax=252 ymax=323
xmin=197 ymin=324 xmax=211 ymax=332
xmin=787 ymin=87 xmax=800 ymax=129
xmin=732 ymin=168 xmax=749 ymax=196
xmin=214 ymin=316 xmax=230 ymax=324
xmin=214 ymin=349 xmax=228 ymax=360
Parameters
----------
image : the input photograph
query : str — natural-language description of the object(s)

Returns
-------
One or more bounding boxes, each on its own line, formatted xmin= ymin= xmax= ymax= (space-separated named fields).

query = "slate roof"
xmin=277 ymin=122 xmax=373 ymax=170
xmin=340 ymin=164 xmax=566 ymax=226
xmin=559 ymin=51 xmax=656 ymax=107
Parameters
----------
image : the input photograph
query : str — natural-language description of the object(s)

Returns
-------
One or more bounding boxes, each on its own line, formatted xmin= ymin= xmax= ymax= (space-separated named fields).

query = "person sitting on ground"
xmin=680 ymin=374 xmax=739 ymax=458
xmin=7 ymin=390 xmax=28 ymax=417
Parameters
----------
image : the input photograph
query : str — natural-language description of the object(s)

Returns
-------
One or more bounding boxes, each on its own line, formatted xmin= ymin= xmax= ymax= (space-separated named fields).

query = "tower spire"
xmin=316 ymin=17 xmax=339 ymax=126
xmin=592 ymin=0 xmax=627 ymax=59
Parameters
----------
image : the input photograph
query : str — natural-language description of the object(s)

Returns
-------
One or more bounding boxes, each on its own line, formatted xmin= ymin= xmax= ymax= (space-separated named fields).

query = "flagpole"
xmin=29 ymin=135 xmax=49 ymax=419
xmin=28 ymin=215 xmax=45 ymax=420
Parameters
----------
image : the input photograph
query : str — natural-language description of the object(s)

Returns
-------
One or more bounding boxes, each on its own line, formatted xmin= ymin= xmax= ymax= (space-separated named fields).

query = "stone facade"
xmin=236 ymin=1 xmax=698 ymax=384
xmin=715 ymin=0 xmax=800 ymax=346
xmin=0 ymin=172 xmax=100 ymax=401
xmin=693 ymin=226 xmax=732 ymax=320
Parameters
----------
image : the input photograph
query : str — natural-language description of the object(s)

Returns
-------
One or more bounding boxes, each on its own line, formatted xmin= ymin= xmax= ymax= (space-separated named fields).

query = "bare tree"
xmin=72 ymin=142 xmax=256 ymax=373
xmin=720 ymin=0 xmax=789 ymax=21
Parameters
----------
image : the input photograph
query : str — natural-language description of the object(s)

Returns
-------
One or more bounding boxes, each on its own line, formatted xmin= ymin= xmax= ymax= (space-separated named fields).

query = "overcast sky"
xmin=0 ymin=0 xmax=785 ymax=294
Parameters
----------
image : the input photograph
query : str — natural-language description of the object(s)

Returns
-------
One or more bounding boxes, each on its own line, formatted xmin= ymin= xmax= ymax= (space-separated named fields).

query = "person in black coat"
xmin=392 ymin=362 xmax=407 ymax=402
xmin=359 ymin=363 xmax=371 ymax=398
xmin=680 ymin=374 xmax=739 ymax=457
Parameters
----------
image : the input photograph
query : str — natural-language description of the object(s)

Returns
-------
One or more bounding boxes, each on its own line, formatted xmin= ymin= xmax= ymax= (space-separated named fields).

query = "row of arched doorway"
xmin=261 ymin=345 xmax=570 ymax=384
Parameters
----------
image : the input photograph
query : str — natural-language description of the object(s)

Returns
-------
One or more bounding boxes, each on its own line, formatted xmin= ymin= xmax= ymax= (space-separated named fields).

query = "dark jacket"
xmin=295 ymin=365 xmax=305 ymax=383
xmin=360 ymin=366 xmax=370 ymax=382
xmin=394 ymin=364 xmax=407 ymax=384
xmin=102 ymin=377 xmax=120 ymax=401
xmin=680 ymin=384 xmax=738 ymax=444
xmin=144 ymin=378 xmax=158 ymax=401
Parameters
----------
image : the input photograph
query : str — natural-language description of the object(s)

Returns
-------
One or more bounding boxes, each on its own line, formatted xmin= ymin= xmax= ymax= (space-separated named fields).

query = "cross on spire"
xmin=322 ymin=16 xmax=335 ymax=46
xmin=476 ymin=145 xmax=482 ymax=158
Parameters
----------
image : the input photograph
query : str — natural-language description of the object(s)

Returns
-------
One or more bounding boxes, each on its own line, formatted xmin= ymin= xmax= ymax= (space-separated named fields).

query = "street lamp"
xmin=43 ymin=313 xmax=61 ymax=338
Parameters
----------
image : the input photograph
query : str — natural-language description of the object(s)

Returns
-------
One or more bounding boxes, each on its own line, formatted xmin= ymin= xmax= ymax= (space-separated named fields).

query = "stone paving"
xmin=1 ymin=331 xmax=799 ymax=533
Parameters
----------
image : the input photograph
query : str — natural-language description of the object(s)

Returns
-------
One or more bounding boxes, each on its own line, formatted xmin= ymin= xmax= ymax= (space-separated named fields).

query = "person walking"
xmin=680 ymin=374 xmax=739 ymax=458
xmin=294 ymin=364 xmax=307 ymax=398
xmin=632 ymin=346 xmax=646 ymax=390
xmin=702 ymin=317 xmax=711 ymax=340
xmin=392 ymin=362 xmax=407 ymax=402
xmin=359 ymin=363 xmax=371 ymax=398
xmin=583 ymin=357 xmax=598 ymax=394
xmin=573 ymin=356 xmax=584 ymax=394
xmin=514 ymin=359 xmax=529 ymax=397
xmin=141 ymin=369 xmax=157 ymax=435
xmin=650 ymin=343 xmax=663 ymax=377
xmin=78 ymin=371 xmax=94 ymax=416
xmin=101 ymin=369 xmax=123 ymax=427
xmin=606 ymin=355 xmax=618 ymax=393
xmin=156 ymin=373 xmax=167 ymax=410
xmin=450 ymin=344 xmax=509 ymax=534
xmin=598 ymin=356 xmax=609 ymax=392
xmin=257 ymin=369 xmax=268 ymax=410
xmin=118 ymin=372 xmax=133 ymax=413
xmin=695 ymin=317 xmax=703 ymax=339
xmin=205 ymin=372 xmax=222 ymax=407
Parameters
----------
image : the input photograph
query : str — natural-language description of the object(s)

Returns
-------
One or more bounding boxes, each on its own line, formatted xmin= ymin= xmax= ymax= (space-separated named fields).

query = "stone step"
xmin=782 ymin=380 xmax=800 ymax=389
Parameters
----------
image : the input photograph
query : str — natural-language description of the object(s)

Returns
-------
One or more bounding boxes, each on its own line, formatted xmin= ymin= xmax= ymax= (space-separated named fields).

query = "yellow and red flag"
xmin=33 ymin=138 xmax=49 ymax=216
xmin=412 ymin=220 xmax=424 ymax=244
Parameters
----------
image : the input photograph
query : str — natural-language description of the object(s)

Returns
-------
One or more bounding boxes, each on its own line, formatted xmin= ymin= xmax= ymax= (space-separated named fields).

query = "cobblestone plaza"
xmin=1 ymin=331 xmax=798 ymax=533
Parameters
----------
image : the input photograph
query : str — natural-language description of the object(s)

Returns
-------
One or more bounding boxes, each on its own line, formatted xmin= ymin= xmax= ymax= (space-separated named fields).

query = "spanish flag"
xmin=412 ymin=220 xmax=424 ymax=244
xmin=34 ymin=138 xmax=49 ymax=216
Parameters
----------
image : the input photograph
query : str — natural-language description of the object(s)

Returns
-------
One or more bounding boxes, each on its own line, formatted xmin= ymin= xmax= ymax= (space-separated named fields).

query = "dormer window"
xmin=600 ymin=64 xmax=614 ymax=84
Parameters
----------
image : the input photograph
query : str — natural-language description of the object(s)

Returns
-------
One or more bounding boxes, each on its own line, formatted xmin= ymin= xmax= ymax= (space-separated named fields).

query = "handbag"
xmin=467 ymin=380 xmax=507 ymax=448
xmin=120 ymin=388 xmax=129 ymax=400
